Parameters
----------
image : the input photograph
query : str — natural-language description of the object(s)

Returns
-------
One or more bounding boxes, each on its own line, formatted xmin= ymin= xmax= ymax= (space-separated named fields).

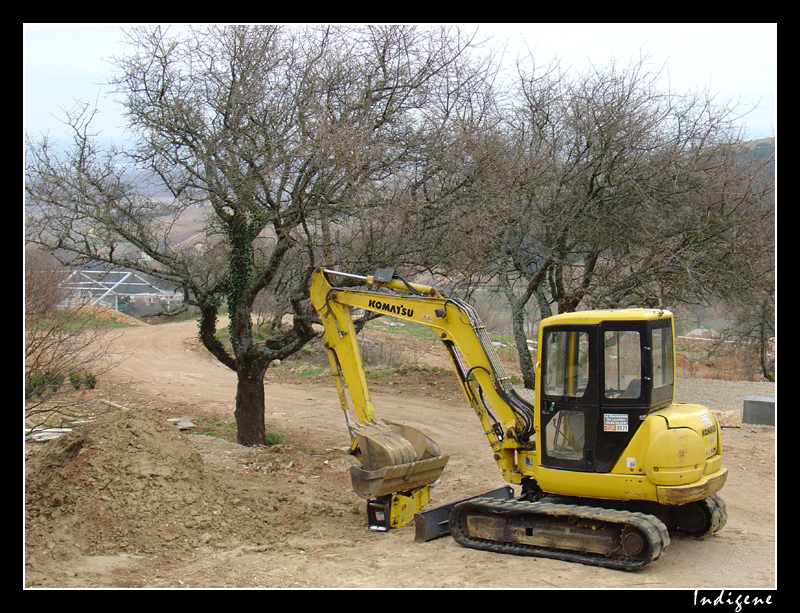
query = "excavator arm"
xmin=310 ymin=268 xmax=534 ymax=528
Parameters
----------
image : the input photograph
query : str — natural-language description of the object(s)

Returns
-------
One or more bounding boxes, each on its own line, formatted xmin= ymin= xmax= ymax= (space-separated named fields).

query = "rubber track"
xmin=695 ymin=495 xmax=728 ymax=539
xmin=449 ymin=497 xmax=671 ymax=571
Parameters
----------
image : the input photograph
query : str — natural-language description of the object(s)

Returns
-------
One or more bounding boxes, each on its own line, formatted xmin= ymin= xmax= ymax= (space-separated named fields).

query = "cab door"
xmin=594 ymin=319 xmax=674 ymax=471
xmin=539 ymin=325 xmax=599 ymax=471
xmin=596 ymin=322 xmax=648 ymax=472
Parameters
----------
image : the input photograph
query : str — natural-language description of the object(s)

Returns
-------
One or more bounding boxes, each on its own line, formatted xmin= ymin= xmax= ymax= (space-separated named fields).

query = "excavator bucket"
xmin=348 ymin=420 xmax=449 ymax=499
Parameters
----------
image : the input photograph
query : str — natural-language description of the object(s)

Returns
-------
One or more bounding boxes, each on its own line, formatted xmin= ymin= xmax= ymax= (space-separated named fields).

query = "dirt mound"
xmin=24 ymin=408 xmax=310 ymax=564
xmin=72 ymin=305 xmax=148 ymax=326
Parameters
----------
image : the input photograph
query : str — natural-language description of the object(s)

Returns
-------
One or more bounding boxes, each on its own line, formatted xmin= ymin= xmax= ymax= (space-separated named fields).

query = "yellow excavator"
xmin=309 ymin=267 xmax=727 ymax=570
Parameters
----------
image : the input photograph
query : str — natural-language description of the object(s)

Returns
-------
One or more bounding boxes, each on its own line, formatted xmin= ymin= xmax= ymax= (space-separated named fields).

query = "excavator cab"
xmin=539 ymin=313 xmax=675 ymax=473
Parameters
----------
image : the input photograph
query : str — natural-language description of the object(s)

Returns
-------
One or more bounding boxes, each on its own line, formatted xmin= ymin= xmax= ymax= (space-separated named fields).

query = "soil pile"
xmin=25 ymin=408 xmax=308 ymax=563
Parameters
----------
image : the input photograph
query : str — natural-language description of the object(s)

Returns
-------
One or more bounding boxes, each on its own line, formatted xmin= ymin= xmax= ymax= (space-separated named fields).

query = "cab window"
xmin=603 ymin=330 xmax=641 ymax=399
xmin=543 ymin=330 xmax=590 ymax=398
xmin=652 ymin=324 xmax=674 ymax=391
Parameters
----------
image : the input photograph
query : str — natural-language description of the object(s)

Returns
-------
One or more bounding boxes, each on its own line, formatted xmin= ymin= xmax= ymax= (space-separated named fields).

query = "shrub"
xmin=69 ymin=372 xmax=84 ymax=389
xmin=265 ymin=430 xmax=284 ymax=446
xmin=25 ymin=373 xmax=46 ymax=399
xmin=83 ymin=372 xmax=97 ymax=389
xmin=45 ymin=371 xmax=65 ymax=391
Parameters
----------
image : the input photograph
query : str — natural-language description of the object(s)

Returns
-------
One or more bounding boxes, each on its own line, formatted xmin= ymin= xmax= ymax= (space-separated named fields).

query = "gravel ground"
xmin=674 ymin=378 xmax=776 ymax=415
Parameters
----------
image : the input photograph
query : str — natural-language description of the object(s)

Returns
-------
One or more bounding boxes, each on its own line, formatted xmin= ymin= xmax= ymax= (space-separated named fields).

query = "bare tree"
xmin=24 ymin=247 xmax=121 ymax=432
xmin=25 ymin=25 xmax=496 ymax=445
xmin=711 ymin=143 xmax=776 ymax=380
xmin=468 ymin=56 xmax=775 ymax=387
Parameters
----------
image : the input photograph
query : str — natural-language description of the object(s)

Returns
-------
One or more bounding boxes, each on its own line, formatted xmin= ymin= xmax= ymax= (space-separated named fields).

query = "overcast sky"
xmin=23 ymin=23 xmax=777 ymax=145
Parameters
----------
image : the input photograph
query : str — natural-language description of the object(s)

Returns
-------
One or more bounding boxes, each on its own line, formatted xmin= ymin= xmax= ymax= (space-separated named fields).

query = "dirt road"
xmin=25 ymin=319 xmax=776 ymax=589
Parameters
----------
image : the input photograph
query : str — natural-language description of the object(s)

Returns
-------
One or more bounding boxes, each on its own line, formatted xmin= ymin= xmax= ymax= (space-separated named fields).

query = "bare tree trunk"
xmin=499 ymin=270 xmax=536 ymax=389
xmin=759 ymin=296 xmax=775 ymax=382
xmin=234 ymin=364 xmax=268 ymax=446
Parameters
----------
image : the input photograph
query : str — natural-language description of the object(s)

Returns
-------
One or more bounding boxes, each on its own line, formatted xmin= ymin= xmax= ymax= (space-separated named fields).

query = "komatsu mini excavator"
xmin=309 ymin=267 xmax=728 ymax=570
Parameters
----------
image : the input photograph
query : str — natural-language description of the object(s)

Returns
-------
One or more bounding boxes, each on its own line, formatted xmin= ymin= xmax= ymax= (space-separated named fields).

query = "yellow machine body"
xmin=309 ymin=268 xmax=727 ymax=557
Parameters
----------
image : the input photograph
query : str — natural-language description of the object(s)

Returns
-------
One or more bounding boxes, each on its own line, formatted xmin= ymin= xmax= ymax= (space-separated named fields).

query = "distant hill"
xmin=743 ymin=137 xmax=775 ymax=158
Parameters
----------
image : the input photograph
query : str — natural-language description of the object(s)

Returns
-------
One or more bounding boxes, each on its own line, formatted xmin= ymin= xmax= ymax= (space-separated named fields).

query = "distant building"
xmin=60 ymin=268 xmax=183 ymax=313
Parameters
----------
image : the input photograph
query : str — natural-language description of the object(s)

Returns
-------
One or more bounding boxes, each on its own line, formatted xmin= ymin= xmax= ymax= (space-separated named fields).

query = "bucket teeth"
xmin=350 ymin=455 xmax=450 ymax=499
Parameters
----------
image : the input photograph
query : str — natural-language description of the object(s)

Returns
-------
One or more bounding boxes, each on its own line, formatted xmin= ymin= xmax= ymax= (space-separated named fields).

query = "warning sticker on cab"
xmin=604 ymin=414 xmax=629 ymax=432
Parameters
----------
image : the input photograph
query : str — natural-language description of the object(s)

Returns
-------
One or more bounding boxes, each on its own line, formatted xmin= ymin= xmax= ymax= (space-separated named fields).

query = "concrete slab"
xmin=743 ymin=395 xmax=776 ymax=426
